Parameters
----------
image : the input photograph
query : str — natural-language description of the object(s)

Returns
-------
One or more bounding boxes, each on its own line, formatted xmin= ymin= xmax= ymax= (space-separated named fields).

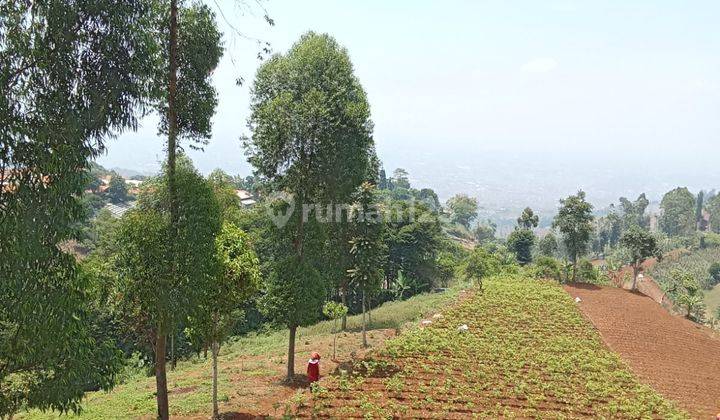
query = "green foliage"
xmin=619 ymin=226 xmax=662 ymax=289
xmin=107 ymin=175 xmax=129 ymax=203
xmin=530 ymin=256 xmax=563 ymax=282
xmin=667 ymin=271 xmax=706 ymax=320
xmin=706 ymin=193 xmax=720 ymax=234
xmin=507 ymin=228 xmax=535 ymax=265
xmin=619 ymin=193 xmax=650 ymax=229
xmin=709 ymin=262 xmax=720 ymax=286
xmin=473 ymin=220 xmax=497 ymax=244
xmin=113 ymin=156 xmax=221 ymax=336
xmin=553 ymin=191 xmax=594 ymax=280
xmin=463 ymin=246 xmax=515 ymax=283
xmin=659 ymin=187 xmax=696 ymax=237
xmin=536 ymin=232 xmax=559 ymax=258
xmin=260 ymin=255 xmax=326 ymax=329
xmin=384 ymin=202 xmax=445 ymax=294
xmin=348 ymin=183 xmax=386 ymax=295
xmin=186 ymin=222 xmax=260 ymax=348
xmin=446 ymin=194 xmax=478 ymax=228
xmin=151 ymin=1 xmax=224 ymax=147
xmin=1 ymin=1 xmax=155 ymax=414
xmin=390 ymin=168 xmax=411 ymax=190
xmin=517 ymin=207 xmax=539 ymax=229
xmin=245 ymin=31 xmax=374 ymax=203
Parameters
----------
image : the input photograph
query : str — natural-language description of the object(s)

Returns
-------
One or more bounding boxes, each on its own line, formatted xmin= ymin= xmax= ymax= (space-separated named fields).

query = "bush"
xmin=529 ymin=257 xmax=562 ymax=282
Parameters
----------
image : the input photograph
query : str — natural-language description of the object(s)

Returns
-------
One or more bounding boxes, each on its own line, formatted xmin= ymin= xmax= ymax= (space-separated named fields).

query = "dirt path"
xmin=564 ymin=283 xmax=720 ymax=418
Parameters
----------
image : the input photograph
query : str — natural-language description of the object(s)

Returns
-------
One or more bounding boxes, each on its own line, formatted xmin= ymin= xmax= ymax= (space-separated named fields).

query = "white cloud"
xmin=521 ymin=58 xmax=559 ymax=73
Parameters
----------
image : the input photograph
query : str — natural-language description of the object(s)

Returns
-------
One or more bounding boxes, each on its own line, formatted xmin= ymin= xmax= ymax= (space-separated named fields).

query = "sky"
xmin=99 ymin=0 xmax=720 ymax=212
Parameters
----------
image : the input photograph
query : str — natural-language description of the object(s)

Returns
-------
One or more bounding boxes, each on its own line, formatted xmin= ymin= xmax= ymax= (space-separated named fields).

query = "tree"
xmin=619 ymin=193 xmax=649 ymax=229
xmin=552 ymin=191 xmax=594 ymax=282
xmin=709 ymin=262 xmax=720 ymax=287
xmin=695 ymin=190 xmax=705 ymax=230
xmin=667 ymin=271 xmax=705 ymax=320
xmin=187 ymin=222 xmax=260 ymax=419
xmin=1 ymin=1 xmax=155 ymax=415
xmin=706 ymin=193 xmax=720 ymax=234
xmin=447 ymin=194 xmax=478 ymax=228
xmin=323 ymin=301 xmax=348 ymax=361
xmin=112 ymin=157 xmax=221 ymax=418
xmin=517 ymin=207 xmax=539 ymax=229
xmin=619 ymin=226 xmax=662 ymax=290
xmin=245 ymin=32 xmax=375 ymax=380
xmin=348 ymin=183 xmax=386 ymax=348
xmin=507 ymin=228 xmax=535 ymax=265
xmin=391 ymin=168 xmax=411 ymax=190
xmin=659 ymin=187 xmax=696 ymax=237
xmin=473 ymin=220 xmax=497 ymax=243
xmin=107 ymin=174 xmax=129 ymax=203
xmin=149 ymin=3 xmax=223 ymax=416
xmin=536 ymin=232 xmax=559 ymax=257
xmin=417 ymin=188 xmax=441 ymax=213
xmin=463 ymin=246 xmax=510 ymax=288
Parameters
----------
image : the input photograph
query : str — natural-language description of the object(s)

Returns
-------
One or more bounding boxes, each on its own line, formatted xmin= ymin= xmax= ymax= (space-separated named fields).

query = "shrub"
xmin=529 ymin=257 xmax=562 ymax=282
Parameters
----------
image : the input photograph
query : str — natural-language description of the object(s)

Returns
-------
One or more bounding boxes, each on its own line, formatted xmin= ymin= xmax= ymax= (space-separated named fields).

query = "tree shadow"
xmin=565 ymin=282 xmax=604 ymax=291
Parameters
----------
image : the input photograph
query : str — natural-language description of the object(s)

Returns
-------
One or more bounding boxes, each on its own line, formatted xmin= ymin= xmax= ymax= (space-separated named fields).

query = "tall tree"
xmin=348 ymin=182 xmax=386 ymax=348
xmin=149 ymin=2 xmax=223 ymax=416
xmin=659 ymin=187 xmax=696 ymax=237
xmin=245 ymin=32 xmax=375 ymax=380
xmin=187 ymin=222 xmax=260 ymax=419
xmin=0 ymin=1 xmax=155 ymax=415
xmin=619 ymin=226 xmax=662 ymax=290
xmin=112 ymin=157 xmax=221 ymax=418
xmin=619 ymin=193 xmax=649 ymax=229
xmin=447 ymin=194 xmax=479 ymax=228
xmin=552 ymin=191 xmax=594 ymax=282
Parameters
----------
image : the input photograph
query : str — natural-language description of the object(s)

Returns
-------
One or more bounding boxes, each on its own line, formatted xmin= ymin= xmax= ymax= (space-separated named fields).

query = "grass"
xmin=20 ymin=286 xmax=462 ymax=419
xmin=299 ymin=276 xmax=689 ymax=418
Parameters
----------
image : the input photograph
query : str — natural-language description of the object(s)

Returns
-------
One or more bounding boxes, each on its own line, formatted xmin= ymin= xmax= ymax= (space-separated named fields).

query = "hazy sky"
xmin=99 ymin=0 xmax=720 ymax=207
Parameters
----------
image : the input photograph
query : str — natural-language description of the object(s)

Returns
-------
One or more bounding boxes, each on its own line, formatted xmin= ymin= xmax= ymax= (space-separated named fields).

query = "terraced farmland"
xmin=295 ymin=277 xmax=688 ymax=418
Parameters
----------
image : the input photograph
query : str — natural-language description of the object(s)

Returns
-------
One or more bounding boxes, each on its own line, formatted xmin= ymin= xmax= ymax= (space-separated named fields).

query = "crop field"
xmin=294 ymin=277 xmax=687 ymax=418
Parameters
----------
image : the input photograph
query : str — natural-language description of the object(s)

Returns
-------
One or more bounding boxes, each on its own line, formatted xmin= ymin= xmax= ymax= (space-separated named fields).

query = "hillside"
xmin=566 ymin=283 xmax=720 ymax=418
xmin=20 ymin=290 xmax=460 ymax=419
xmin=295 ymin=277 xmax=688 ymax=418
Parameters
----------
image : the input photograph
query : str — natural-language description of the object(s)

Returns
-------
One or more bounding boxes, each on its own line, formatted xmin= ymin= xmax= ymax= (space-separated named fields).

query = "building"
xmin=235 ymin=189 xmax=256 ymax=207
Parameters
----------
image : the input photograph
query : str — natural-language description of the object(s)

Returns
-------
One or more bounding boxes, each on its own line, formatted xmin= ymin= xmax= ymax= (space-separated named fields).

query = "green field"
xmin=298 ymin=277 xmax=688 ymax=418
xmin=20 ymin=287 xmax=462 ymax=419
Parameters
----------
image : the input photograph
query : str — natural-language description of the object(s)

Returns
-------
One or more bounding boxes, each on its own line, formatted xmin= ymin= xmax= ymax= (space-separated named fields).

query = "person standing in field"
xmin=307 ymin=352 xmax=321 ymax=383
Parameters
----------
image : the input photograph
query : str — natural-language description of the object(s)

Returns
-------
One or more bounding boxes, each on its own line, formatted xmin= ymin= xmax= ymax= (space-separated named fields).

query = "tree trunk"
xmin=286 ymin=325 xmax=297 ymax=381
xmin=170 ymin=331 xmax=176 ymax=371
xmin=332 ymin=319 xmax=337 ymax=360
xmin=571 ymin=258 xmax=578 ymax=282
xmin=362 ymin=291 xmax=368 ymax=348
xmin=631 ymin=264 xmax=639 ymax=291
xmin=340 ymin=285 xmax=347 ymax=331
xmin=167 ymin=0 xmax=179 ymax=231
xmin=155 ymin=331 xmax=169 ymax=420
xmin=211 ymin=341 xmax=219 ymax=419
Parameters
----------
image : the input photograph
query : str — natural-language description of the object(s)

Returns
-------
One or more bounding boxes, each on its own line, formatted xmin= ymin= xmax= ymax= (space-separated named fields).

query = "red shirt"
xmin=307 ymin=359 xmax=320 ymax=382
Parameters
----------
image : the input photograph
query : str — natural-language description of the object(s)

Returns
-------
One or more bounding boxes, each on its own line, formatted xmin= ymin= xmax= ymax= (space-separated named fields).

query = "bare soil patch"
xmin=565 ymin=283 xmax=720 ymax=418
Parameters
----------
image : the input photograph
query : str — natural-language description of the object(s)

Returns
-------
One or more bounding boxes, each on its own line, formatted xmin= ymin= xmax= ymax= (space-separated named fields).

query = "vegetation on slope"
xmin=20 ymin=288 xmax=461 ymax=419
xmin=298 ymin=276 xmax=688 ymax=418
xmin=649 ymin=248 xmax=720 ymax=318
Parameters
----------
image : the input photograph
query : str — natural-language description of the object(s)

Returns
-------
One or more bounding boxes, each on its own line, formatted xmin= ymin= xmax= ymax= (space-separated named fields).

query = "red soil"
xmin=564 ymin=283 xmax=720 ymax=418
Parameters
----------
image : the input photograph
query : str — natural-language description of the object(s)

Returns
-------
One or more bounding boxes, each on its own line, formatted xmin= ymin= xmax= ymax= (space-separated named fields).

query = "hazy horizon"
xmin=98 ymin=0 xmax=720 ymax=213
